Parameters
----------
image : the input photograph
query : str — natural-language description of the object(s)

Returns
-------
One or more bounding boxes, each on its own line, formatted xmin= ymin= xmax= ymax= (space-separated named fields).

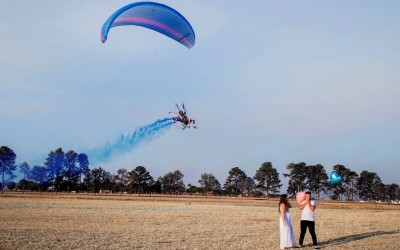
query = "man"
xmin=176 ymin=104 xmax=196 ymax=129
xmin=298 ymin=191 xmax=319 ymax=249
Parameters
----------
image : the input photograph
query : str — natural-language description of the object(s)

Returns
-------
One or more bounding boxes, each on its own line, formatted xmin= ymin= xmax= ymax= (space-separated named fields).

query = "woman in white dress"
xmin=279 ymin=194 xmax=295 ymax=249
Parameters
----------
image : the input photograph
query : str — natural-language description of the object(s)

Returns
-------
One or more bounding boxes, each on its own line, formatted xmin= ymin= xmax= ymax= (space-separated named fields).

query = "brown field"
xmin=0 ymin=193 xmax=399 ymax=250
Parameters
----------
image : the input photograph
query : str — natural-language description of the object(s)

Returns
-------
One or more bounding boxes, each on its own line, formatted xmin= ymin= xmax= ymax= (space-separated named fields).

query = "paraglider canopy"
xmin=99 ymin=1 xmax=196 ymax=107
xmin=100 ymin=1 xmax=195 ymax=49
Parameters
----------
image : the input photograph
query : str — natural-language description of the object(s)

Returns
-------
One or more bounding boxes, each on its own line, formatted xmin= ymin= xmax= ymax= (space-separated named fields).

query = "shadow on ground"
xmin=302 ymin=230 xmax=400 ymax=248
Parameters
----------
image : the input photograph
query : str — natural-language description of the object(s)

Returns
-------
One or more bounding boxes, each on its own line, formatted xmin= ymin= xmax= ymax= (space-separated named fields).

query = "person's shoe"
xmin=314 ymin=246 xmax=320 ymax=249
xmin=296 ymin=246 xmax=302 ymax=248
xmin=193 ymin=125 xmax=197 ymax=129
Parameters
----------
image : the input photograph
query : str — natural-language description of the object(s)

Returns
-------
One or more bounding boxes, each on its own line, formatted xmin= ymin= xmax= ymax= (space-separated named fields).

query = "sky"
xmin=1 ymin=0 xmax=399 ymax=191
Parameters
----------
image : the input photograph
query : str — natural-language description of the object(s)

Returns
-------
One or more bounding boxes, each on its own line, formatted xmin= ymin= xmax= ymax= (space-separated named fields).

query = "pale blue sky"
xmin=1 ymin=1 xmax=399 ymax=189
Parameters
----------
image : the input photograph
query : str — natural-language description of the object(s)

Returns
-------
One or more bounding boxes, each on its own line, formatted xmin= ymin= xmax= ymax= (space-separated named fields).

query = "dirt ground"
xmin=0 ymin=193 xmax=399 ymax=249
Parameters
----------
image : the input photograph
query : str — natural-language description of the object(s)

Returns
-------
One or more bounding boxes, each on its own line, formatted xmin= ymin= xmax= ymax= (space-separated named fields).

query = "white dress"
xmin=280 ymin=209 xmax=295 ymax=249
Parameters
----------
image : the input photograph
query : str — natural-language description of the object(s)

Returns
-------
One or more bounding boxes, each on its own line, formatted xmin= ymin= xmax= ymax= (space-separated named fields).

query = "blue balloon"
xmin=330 ymin=171 xmax=343 ymax=185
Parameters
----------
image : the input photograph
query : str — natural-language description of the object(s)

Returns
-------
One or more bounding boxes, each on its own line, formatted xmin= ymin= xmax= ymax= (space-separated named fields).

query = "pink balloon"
xmin=296 ymin=192 xmax=306 ymax=205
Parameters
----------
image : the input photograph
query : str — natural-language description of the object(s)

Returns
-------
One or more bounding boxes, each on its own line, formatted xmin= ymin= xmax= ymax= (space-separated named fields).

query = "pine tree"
xmin=63 ymin=150 xmax=78 ymax=193
xmin=19 ymin=162 xmax=30 ymax=193
xmin=224 ymin=167 xmax=246 ymax=196
xmin=283 ymin=162 xmax=307 ymax=198
xmin=0 ymin=146 xmax=17 ymax=193
xmin=254 ymin=162 xmax=282 ymax=199
xmin=129 ymin=166 xmax=153 ymax=196
xmin=306 ymin=164 xmax=328 ymax=199
xmin=357 ymin=170 xmax=382 ymax=201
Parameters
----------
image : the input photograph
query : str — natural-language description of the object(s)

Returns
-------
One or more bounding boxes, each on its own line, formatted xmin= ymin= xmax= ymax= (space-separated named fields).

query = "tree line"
xmin=1 ymin=146 xmax=399 ymax=202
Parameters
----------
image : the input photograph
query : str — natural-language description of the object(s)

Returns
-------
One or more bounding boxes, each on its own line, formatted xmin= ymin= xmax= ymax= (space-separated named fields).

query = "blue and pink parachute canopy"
xmin=100 ymin=1 xmax=195 ymax=49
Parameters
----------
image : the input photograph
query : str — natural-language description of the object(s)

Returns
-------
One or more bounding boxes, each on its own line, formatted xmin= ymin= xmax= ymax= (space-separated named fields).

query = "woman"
xmin=279 ymin=194 xmax=294 ymax=249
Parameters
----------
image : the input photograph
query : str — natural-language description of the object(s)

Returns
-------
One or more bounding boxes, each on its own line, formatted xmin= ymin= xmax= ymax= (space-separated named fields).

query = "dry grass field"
xmin=0 ymin=193 xmax=399 ymax=250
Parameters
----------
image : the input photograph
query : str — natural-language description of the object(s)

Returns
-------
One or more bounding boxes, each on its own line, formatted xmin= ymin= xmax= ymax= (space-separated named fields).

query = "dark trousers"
xmin=299 ymin=220 xmax=318 ymax=246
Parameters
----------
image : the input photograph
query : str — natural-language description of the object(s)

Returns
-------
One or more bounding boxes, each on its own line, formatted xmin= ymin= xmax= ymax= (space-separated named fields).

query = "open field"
xmin=1 ymin=193 xmax=399 ymax=249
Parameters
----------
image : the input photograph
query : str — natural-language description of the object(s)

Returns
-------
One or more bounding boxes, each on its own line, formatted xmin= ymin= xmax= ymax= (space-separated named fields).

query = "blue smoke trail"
xmin=88 ymin=118 xmax=174 ymax=163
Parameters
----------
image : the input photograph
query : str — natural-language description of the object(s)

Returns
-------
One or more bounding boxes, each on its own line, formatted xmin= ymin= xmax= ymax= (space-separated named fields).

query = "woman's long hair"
xmin=278 ymin=194 xmax=289 ymax=213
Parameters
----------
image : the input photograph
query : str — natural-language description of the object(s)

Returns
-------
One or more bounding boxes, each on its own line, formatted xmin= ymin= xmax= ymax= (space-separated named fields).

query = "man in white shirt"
xmin=297 ymin=191 xmax=319 ymax=249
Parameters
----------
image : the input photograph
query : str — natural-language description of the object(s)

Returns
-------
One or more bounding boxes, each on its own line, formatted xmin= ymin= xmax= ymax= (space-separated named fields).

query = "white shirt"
xmin=300 ymin=200 xmax=316 ymax=221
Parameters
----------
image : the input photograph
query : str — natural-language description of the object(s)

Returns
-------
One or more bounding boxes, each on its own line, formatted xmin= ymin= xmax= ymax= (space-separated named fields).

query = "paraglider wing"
xmin=100 ymin=1 xmax=196 ymax=49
